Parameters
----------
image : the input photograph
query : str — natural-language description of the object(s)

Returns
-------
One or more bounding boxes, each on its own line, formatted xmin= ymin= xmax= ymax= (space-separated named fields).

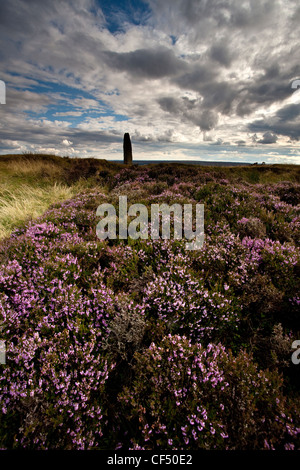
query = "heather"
xmin=0 ymin=157 xmax=299 ymax=450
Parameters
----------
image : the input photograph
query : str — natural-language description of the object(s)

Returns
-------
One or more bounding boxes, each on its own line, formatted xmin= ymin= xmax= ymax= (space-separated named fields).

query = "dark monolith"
xmin=123 ymin=133 xmax=132 ymax=165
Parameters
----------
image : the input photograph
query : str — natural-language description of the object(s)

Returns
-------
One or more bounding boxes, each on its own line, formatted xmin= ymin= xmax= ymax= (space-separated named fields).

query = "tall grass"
xmin=0 ymin=154 xmax=114 ymax=239
xmin=0 ymin=183 xmax=80 ymax=239
xmin=4 ymin=158 xmax=65 ymax=179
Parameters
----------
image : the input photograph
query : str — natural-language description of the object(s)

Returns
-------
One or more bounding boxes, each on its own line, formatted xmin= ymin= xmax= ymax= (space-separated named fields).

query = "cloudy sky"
xmin=0 ymin=0 xmax=299 ymax=163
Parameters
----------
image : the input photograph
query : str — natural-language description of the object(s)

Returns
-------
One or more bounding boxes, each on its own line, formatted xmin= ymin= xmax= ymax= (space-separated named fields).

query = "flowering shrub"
xmin=0 ymin=260 xmax=116 ymax=449
xmin=0 ymin=163 xmax=299 ymax=449
xmin=142 ymin=263 xmax=240 ymax=344
xmin=119 ymin=335 xmax=299 ymax=450
xmin=237 ymin=217 xmax=266 ymax=239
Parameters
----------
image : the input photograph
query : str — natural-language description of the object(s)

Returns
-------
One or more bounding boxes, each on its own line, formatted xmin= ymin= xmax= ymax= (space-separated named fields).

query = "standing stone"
xmin=123 ymin=133 xmax=132 ymax=165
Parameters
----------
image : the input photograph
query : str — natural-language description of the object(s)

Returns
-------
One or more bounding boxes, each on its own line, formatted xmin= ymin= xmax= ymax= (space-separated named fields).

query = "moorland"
xmin=0 ymin=153 xmax=299 ymax=450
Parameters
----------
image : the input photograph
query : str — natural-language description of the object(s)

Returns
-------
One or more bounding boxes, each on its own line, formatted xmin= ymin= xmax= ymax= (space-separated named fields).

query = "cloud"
xmin=0 ymin=0 xmax=299 ymax=162
xmin=276 ymin=103 xmax=300 ymax=122
xmin=158 ymin=95 xmax=219 ymax=130
xmin=4 ymin=88 xmax=53 ymax=113
xmin=211 ymin=138 xmax=223 ymax=146
xmin=248 ymin=103 xmax=300 ymax=141
xmin=102 ymin=46 xmax=186 ymax=79
xmin=54 ymin=111 xmax=83 ymax=117
xmin=62 ymin=139 xmax=73 ymax=146
xmin=209 ymin=43 xmax=235 ymax=67
xmin=258 ymin=131 xmax=278 ymax=144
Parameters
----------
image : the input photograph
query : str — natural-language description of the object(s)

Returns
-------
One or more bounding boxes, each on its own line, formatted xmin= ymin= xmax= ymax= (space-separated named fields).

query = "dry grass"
xmin=0 ymin=183 xmax=78 ymax=240
xmin=4 ymin=158 xmax=64 ymax=179
xmin=0 ymin=154 xmax=112 ymax=240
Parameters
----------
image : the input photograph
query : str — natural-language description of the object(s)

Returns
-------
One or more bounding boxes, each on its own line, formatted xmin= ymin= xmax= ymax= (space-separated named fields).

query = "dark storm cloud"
xmin=102 ymin=47 xmax=186 ymax=79
xmin=173 ymin=64 xmax=218 ymax=92
xmin=257 ymin=132 xmax=278 ymax=144
xmin=276 ymin=103 xmax=300 ymax=122
xmin=158 ymin=96 xmax=218 ymax=130
xmin=158 ymin=97 xmax=180 ymax=114
xmin=158 ymin=75 xmax=237 ymax=127
xmin=236 ymin=71 xmax=299 ymax=117
xmin=209 ymin=43 xmax=235 ymax=67
xmin=249 ymin=120 xmax=300 ymax=142
xmin=249 ymin=103 xmax=300 ymax=141
xmin=199 ymin=81 xmax=238 ymax=115
xmin=195 ymin=110 xmax=219 ymax=131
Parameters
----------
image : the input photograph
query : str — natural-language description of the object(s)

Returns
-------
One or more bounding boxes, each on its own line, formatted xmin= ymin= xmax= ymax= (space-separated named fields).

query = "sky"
xmin=0 ymin=0 xmax=300 ymax=163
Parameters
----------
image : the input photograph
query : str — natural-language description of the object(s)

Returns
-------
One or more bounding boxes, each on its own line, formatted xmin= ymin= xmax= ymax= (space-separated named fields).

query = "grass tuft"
xmin=0 ymin=183 xmax=79 ymax=239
